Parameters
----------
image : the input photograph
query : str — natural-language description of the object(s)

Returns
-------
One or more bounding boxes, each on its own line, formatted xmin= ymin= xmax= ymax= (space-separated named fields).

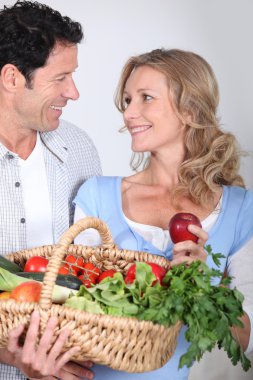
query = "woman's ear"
xmin=183 ymin=110 xmax=193 ymax=125
xmin=0 ymin=64 xmax=25 ymax=92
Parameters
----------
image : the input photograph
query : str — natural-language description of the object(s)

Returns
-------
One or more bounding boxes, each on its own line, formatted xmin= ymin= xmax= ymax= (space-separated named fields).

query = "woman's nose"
xmin=123 ymin=101 xmax=140 ymax=120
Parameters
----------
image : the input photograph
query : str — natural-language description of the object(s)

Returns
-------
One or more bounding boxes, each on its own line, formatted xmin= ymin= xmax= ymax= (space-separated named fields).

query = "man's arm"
xmin=0 ymin=311 xmax=94 ymax=380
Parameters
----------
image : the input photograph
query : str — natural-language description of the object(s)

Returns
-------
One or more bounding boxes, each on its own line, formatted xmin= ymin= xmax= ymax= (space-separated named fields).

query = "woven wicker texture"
xmin=0 ymin=217 xmax=181 ymax=372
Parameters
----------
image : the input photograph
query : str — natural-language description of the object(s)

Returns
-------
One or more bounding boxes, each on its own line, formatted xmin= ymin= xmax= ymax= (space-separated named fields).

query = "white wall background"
xmin=1 ymin=0 xmax=252 ymax=189
xmin=1 ymin=1 xmax=252 ymax=379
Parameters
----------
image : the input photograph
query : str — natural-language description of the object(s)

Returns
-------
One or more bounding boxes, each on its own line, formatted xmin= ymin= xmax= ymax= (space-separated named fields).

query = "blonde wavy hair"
xmin=114 ymin=48 xmax=245 ymax=207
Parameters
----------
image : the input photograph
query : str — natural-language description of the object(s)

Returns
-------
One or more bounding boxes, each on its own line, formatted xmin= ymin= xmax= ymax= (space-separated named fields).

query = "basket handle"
xmin=39 ymin=216 xmax=114 ymax=310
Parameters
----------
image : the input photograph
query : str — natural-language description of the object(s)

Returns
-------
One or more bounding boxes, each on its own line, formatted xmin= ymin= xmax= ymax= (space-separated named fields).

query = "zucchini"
xmin=0 ymin=255 xmax=23 ymax=273
xmin=16 ymin=272 xmax=82 ymax=290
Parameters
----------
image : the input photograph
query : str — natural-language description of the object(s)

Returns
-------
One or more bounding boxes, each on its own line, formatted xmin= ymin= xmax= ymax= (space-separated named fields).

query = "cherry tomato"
xmin=83 ymin=263 xmax=101 ymax=281
xmin=24 ymin=256 xmax=49 ymax=272
xmin=78 ymin=276 xmax=94 ymax=288
xmin=97 ymin=269 xmax=117 ymax=283
xmin=78 ymin=263 xmax=101 ymax=286
xmin=10 ymin=281 xmax=42 ymax=302
xmin=65 ymin=255 xmax=85 ymax=275
xmin=58 ymin=263 xmax=78 ymax=276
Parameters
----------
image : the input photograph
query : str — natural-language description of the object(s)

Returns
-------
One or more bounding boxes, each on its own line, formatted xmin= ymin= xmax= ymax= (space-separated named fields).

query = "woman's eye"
xmin=143 ymin=94 xmax=152 ymax=101
xmin=123 ymin=97 xmax=131 ymax=107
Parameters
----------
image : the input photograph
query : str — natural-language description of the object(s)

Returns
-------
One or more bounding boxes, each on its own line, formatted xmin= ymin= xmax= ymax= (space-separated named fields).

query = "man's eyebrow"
xmin=53 ymin=69 xmax=77 ymax=77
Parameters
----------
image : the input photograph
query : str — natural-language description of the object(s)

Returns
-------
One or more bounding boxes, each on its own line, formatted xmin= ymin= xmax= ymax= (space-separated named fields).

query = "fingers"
xmin=188 ymin=224 xmax=208 ymax=246
xmin=21 ymin=310 xmax=41 ymax=363
xmin=31 ymin=316 xmax=59 ymax=370
xmin=54 ymin=346 xmax=81 ymax=371
xmin=57 ymin=360 xmax=94 ymax=380
xmin=171 ymin=225 xmax=208 ymax=266
xmin=7 ymin=323 xmax=26 ymax=354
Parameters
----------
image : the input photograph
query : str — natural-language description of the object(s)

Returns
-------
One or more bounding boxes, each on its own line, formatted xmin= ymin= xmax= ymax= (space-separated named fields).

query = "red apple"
xmin=168 ymin=212 xmax=202 ymax=244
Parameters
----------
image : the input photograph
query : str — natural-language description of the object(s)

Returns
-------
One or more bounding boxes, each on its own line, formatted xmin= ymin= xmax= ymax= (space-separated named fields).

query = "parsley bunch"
xmin=161 ymin=245 xmax=251 ymax=370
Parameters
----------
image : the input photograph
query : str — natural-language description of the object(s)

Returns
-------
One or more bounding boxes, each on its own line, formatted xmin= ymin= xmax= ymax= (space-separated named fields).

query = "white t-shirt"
xmin=19 ymin=133 xmax=53 ymax=248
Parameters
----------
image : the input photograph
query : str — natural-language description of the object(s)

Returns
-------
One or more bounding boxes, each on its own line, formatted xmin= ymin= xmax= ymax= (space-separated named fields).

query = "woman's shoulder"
xmin=224 ymin=185 xmax=253 ymax=204
xmin=79 ymin=175 xmax=121 ymax=188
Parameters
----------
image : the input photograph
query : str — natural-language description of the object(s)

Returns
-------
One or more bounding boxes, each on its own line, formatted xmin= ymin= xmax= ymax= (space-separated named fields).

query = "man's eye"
xmin=57 ymin=76 xmax=66 ymax=82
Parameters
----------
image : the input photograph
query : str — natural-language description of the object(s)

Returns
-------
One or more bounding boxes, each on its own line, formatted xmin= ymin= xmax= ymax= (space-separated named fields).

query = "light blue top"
xmin=74 ymin=176 xmax=253 ymax=380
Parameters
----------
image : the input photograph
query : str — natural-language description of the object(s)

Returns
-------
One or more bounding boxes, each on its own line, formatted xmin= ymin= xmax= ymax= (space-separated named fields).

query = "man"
xmin=0 ymin=1 xmax=101 ymax=379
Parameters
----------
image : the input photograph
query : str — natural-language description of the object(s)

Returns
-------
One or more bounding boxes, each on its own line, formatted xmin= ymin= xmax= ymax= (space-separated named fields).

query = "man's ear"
xmin=0 ymin=64 xmax=25 ymax=91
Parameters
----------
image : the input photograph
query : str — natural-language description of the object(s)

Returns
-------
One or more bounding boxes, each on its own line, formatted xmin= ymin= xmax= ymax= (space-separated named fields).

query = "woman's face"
xmin=123 ymin=65 xmax=185 ymax=155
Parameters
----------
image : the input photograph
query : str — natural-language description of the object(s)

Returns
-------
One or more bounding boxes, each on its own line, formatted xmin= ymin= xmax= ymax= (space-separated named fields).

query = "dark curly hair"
xmin=0 ymin=0 xmax=83 ymax=87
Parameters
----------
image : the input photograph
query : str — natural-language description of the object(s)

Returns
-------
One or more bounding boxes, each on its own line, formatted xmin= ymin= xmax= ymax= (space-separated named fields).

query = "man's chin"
xmin=45 ymin=119 xmax=60 ymax=132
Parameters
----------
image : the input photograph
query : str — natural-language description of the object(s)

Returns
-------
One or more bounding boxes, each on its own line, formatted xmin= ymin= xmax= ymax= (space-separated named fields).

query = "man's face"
xmin=13 ymin=42 xmax=79 ymax=132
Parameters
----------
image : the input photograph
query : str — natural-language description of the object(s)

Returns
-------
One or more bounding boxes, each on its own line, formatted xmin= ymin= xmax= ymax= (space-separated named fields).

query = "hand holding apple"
xmin=168 ymin=212 xmax=208 ymax=266
xmin=168 ymin=212 xmax=202 ymax=243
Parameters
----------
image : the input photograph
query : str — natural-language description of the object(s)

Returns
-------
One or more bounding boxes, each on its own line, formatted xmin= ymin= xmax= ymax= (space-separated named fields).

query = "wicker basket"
xmin=0 ymin=217 xmax=181 ymax=373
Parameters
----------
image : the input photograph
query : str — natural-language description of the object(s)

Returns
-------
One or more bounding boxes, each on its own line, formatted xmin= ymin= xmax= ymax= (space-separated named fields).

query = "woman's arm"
xmin=227 ymin=237 xmax=253 ymax=354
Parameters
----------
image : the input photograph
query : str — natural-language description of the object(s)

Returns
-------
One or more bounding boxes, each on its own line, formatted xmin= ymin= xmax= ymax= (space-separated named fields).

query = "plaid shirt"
xmin=0 ymin=119 xmax=102 ymax=379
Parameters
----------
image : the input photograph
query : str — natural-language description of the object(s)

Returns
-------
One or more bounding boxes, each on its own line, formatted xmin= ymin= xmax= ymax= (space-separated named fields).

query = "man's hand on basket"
xmin=6 ymin=311 xmax=94 ymax=380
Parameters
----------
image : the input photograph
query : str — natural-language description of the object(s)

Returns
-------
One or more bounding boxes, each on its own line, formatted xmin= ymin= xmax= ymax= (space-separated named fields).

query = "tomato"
xmin=83 ymin=263 xmax=101 ymax=281
xmin=58 ymin=263 xmax=78 ymax=276
xmin=147 ymin=262 xmax=166 ymax=285
xmin=124 ymin=264 xmax=136 ymax=285
xmin=24 ymin=256 xmax=49 ymax=272
xmin=10 ymin=281 xmax=42 ymax=302
xmin=78 ymin=276 xmax=94 ymax=288
xmin=78 ymin=263 xmax=101 ymax=286
xmin=64 ymin=255 xmax=85 ymax=275
xmin=97 ymin=269 xmax=117 ymax=283
xmin=124 ymin=262 xmax=166 ymax=285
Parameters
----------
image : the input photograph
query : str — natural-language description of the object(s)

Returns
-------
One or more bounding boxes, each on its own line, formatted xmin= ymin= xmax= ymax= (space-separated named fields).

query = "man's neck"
xmin=0 ymin=128 xmax=37 ymax=159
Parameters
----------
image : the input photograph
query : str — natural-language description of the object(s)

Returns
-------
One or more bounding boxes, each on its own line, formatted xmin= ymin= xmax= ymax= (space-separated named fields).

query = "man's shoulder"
xmin=57 ymin=119 xmax=90 ymax=141
xmin=41 ymin=119 xmax=96 ymax=151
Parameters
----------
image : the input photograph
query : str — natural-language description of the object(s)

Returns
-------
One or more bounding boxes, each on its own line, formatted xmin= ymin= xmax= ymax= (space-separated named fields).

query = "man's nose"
xmin=63 ymin=78 xmax=79 ymax=101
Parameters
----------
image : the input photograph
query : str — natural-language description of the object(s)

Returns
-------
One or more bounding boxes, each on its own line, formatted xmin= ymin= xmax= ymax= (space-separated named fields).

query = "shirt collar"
xmin=0 ymin=143 xmax=18 ymax=160
xmin=0 ymin=128 xmax=69 ymax=163
xmin=40 ymin=129 xmax=69 ymax=163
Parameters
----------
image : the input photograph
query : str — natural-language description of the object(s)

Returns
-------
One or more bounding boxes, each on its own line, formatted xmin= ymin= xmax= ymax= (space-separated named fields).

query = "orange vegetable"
xmin=10 ymin=281 xmax=42 ymax=302
xmin=0 ymin=291 xmax=11 ymax=300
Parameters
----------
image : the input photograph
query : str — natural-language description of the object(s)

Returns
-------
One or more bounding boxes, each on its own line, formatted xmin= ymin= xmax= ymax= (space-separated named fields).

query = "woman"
xmin=74 ymin=49 xmax=253 ymax=379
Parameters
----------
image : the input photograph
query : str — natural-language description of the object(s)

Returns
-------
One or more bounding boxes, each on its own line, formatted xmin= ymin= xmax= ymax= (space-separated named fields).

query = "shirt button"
xmin=15 ymin=182 xmax=20 ymax=187
xmin=20 ymin=218 xmax=26 ymax=223
xmin=8 ymin=154 xmax=14 ymax=159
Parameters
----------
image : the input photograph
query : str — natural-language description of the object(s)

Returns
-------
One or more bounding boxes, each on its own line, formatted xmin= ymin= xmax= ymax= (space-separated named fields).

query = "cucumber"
xmin=16 ymin=272 xmax=82 ymax=290
xmin=0 ymin=255 xmax=23 ymax=273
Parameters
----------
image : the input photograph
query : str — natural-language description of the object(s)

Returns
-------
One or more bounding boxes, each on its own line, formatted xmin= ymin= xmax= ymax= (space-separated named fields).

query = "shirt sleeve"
xmin=73 ymin=176 xmax=100 ymax=217
xmin=73 ymin=204 xmax=102 ymax=246
xmin=227 ymin=236 xmax=253 ymax=354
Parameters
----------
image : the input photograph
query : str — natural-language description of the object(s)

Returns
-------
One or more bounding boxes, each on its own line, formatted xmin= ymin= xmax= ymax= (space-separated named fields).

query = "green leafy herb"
xmin=64 ymin=247 xmax=251 ymax=371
